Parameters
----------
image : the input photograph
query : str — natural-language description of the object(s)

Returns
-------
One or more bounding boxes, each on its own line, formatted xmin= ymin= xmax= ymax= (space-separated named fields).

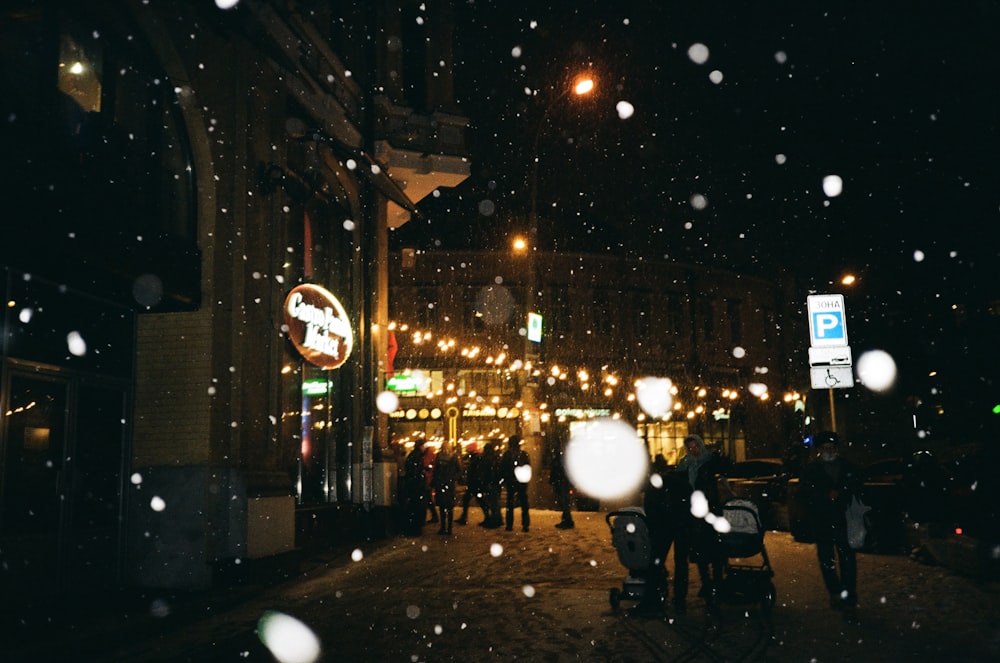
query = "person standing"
xmin=798 ymin=431 xmax=864 ymax=623
xmin=641 ymin=454 xmax=694 ymax=614
xmin=478 ymin=440 xmax=504 ymax=528
xmin=432 ymin=441 xmax=462 ymax=535
xmin=550 ymin=440 xmax=575 ymax=529
xmin=402 ymin=440 xmax=427 ymax=536
xmin=456 ymin=446 xmax=484 ymax=525
xmin=423 ymin=442 xmax=438 ymax=524
xmin=501 ymin=435 xmax=531 ymax=532
xmin=676 ymin=434 xmax=730 ymax=607
xmin=638 ymin=454 xmax=673 ymax=614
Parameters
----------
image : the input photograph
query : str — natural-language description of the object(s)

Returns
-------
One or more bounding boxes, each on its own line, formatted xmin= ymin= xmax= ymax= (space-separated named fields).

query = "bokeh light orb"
xmin=257 ymin=611 xmax=321 ymax=663
xmin=565 ymin=419 xmax=648 ymax=500
xmin=690 ymin=490 xmax=709 ymax=518
xmin=822 ymin=174 xmax=843 ymax=197
xmin=375 ymin=391 xmax=399 ymax=414
xmin=67 ymin=331 xmax=87 ymax=357
xmin=636 ymin=377 xmax=673 ymax=418
xmin=687 ymin=42 xmax=710 ymax=65
xmin=514 ymin=464 xmax=532 ymax=483
xmin=132 ymin=273 xmax=164 ymax=308
xmin=856 ymin=349 xmax=897 ymax=392
xmin=475 ymin=285 xmax=515 ymax=326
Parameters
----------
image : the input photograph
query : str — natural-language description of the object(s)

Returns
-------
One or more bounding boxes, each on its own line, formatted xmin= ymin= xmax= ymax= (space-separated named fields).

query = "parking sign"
xmin=807 ymin=294 xmax=848 ymax=347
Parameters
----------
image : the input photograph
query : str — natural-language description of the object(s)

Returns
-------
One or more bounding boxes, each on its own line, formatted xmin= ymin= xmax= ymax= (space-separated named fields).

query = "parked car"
xmin=788 ymin=451 xmax=972 ymax=556
xmin=912 ymin=449 xmax=1000 ymax=580
xmin=725 ymin=457 xmax=793 ymax=531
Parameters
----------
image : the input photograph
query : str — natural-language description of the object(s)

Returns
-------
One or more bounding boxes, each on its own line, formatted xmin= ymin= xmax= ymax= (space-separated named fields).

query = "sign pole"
xmin=828 ymin=388 xmax=836 ymax=433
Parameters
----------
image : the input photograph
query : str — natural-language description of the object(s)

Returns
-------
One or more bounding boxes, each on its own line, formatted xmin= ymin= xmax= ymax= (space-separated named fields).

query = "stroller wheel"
xmin=609 ymin=587 xmax=622 ymax=611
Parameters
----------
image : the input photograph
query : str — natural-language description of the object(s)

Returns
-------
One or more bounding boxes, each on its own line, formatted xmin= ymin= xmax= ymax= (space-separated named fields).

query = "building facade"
xmin=1 ymin=0 xmax=468 ymax=599
xmin=388 ymin=248 xmax=805 ymax=494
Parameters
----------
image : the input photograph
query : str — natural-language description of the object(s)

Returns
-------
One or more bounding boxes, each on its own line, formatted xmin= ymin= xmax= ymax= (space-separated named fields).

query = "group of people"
xmin=400 ymin=435 xmax=532 ymax=536
xmin=402 ymin=428 xmax=863 ymax=624
xmin=642 ymin=431 xmax=863 ymax=623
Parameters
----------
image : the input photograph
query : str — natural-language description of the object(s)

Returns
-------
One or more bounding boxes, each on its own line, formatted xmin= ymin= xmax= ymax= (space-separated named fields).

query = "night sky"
xmin=394 ymin=2 xmax=999 ymax=292
xmin=389 ymin=1 xmax=1000 ymax=428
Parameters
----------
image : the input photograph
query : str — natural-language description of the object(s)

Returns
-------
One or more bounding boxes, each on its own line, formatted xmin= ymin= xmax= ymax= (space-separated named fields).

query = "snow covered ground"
xmin=9 ymin=509 xmax=999 ymax=662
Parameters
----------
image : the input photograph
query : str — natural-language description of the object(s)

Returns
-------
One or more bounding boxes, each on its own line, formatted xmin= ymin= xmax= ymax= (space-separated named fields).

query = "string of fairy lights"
xmin=385 ymin=320 xmax=797 ymax=430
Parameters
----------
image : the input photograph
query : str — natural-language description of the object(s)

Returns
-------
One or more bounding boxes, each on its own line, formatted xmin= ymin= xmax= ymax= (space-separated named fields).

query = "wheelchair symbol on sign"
xmin=824 ymin=369 xmax=841 ymax=387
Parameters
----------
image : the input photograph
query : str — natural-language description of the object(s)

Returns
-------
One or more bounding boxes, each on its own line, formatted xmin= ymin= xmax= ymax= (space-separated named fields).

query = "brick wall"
xmin=134 ymin=311 xmax=214 ymax=467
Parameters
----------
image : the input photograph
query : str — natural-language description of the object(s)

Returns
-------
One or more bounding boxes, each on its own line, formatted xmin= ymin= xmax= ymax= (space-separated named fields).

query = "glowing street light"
xmin=573 ymin=76 xmax=595 ymax=96
xmin=514 ymin=71 xmax=598 ymax=445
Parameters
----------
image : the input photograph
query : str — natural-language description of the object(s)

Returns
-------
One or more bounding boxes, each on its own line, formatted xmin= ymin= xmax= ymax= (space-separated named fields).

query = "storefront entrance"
xmin=0 ymin=366 xmax=130 ymax=599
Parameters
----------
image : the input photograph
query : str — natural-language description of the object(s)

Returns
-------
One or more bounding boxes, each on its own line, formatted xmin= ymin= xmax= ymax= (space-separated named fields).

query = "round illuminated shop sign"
xmin=283 ymin=284 xmax=353 ymax=370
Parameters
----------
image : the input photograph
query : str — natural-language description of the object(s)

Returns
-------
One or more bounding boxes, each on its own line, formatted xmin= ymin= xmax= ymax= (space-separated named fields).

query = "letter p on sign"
xmin=814 ymin=312 xmax=842 ymax=339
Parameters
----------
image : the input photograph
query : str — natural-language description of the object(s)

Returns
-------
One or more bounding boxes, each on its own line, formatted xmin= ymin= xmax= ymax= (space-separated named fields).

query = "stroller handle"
xmin=605 ymin=507 xmax=647 ymax=532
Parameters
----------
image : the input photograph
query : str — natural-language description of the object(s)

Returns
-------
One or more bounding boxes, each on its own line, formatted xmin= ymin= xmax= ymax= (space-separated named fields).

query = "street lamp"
xmin=519 ymin=73 xmax=596 ymax=436
xmin=527 ymin=75 xmax=597 ymax=254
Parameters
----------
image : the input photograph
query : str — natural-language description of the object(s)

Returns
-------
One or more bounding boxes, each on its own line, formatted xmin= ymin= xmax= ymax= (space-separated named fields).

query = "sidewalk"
xmin=6 ymin=508 xmax=999 ymax=662
xmin=2 ymin=535 xmax=370 ymax=662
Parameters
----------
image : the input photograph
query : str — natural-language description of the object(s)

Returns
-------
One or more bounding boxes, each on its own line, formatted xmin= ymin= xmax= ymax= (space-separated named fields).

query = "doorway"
xmin=0 ymin=367 xmax=129 ymax=599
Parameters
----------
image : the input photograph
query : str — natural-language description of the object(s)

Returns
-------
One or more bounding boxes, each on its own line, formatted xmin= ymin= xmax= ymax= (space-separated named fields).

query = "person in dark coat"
xmin=456 ymin=447 xmax=485 ymax=525
xmin=402 ymin=440 xmax=427 ymax=536
xmin=638 ymin=454 xmax=673 ymax=613
xmin=677 ymin=434 xmax=731 ymax=607
xmin=642 ymin=454 xmax=696 ymax=614
xmin=798 ymin=431 xmax=864 ymax=623
xmin=423 ymin=442 xmax=438 ymax=524
xmin=501 ymin=435 xmax=531 ymax=532
xmin=432 ymin=441 xmax=462 ymax=535
xmin=550 ymin=439 xmax=575 ymax=529
xmin=478 ymin=440 xmax=503 ymax=528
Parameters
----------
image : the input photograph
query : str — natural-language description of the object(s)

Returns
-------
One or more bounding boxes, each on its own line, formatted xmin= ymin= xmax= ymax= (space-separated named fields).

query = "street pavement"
xmin=5 ymin=509 xmax=999 ymax=662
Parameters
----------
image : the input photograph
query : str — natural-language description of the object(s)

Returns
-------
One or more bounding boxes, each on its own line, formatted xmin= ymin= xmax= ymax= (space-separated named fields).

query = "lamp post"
xmin=520 ymin=74 xmax=596 ymax=436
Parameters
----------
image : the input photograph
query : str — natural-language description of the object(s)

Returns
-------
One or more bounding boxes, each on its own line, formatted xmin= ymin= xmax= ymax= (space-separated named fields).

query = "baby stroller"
xmin=716 ymin=498 xmax=777 ymax=614
xmin=606 ymin=507 xmax=663 ymax=611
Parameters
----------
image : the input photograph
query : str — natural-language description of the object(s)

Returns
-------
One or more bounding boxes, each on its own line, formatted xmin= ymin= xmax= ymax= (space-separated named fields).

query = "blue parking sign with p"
xmin=812 ymin=311 xmax=844 ymax=341
xmin=807 ymin=294 xmax=849 ymax=347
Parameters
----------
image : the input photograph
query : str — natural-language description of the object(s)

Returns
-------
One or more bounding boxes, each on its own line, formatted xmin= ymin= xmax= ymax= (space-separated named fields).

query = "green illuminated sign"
xmin=528 ymin=312 xmax=543 ymax=343
xmin=302 ymin=379 xmax=328 ymax=396
xmin=386 ymin=375 xmax=419 ymax=395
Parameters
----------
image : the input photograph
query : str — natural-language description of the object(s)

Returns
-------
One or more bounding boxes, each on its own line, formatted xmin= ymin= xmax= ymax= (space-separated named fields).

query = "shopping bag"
xmin=845 ymin=496 xmax=871 ymax=549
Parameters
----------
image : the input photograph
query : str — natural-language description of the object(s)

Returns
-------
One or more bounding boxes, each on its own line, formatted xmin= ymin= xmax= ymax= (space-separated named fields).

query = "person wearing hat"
xmin=798 ymin=431 xmax=865 ymax=624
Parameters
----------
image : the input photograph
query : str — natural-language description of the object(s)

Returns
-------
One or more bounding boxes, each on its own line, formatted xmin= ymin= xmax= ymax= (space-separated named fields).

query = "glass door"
xmin=1 ymin=373 xmax=69 ymax=597
xmin=0 ymin=371 xmax=128 ymax=597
